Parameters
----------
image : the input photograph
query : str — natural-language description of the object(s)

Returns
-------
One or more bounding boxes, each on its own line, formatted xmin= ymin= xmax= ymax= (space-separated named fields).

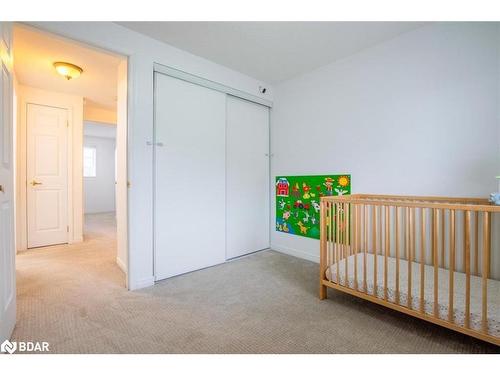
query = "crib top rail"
xmin=321 ymin=194 xmax=500 ymax=212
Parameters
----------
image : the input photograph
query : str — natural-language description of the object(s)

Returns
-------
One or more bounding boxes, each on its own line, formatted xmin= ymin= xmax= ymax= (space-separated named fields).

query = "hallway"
xmin=12 ymin=213 xmax=125 ymax=351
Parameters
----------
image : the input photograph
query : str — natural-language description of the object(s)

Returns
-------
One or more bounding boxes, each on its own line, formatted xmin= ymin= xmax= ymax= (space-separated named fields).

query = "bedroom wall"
xmin=271 ymin=22 xmax=500 ymax=277
xmin=83 ymin=135 xmax=116 ymax=214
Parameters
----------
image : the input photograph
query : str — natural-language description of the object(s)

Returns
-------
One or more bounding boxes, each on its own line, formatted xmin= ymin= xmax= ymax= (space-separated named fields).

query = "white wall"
xmin=271 ymin=22 xmax=500 ymax=264
xmin=27 ymin=21 xmax=273 ymax=290
xmin=83 ymin=134 xmax=116 ymax=214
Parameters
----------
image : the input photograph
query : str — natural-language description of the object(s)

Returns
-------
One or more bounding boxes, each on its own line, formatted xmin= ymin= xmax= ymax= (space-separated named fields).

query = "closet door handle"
xmin=147 ymin=141 xmax=164 ymax=147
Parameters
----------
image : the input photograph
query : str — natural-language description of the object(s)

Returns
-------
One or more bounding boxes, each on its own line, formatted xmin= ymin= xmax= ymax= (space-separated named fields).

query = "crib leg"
xmin=320 ymin=284 xmax=327 ymax=300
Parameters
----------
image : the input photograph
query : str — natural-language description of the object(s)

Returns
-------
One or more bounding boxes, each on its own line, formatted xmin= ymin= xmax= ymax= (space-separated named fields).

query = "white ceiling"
xmin=118 ymin=22 xmax=428 ymax=83
xmin=13 ymin=25 xmax=123 ymax=110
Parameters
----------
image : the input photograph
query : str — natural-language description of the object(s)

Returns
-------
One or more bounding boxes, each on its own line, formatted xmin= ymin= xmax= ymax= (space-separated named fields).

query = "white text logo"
xmin=1 ymin=339 xmax=49 ymax=354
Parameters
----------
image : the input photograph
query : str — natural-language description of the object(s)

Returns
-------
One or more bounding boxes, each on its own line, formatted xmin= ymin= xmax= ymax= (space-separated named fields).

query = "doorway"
xmin=12 ymin=24 xmax=129 ymax=283
xmin=26 ymin=103 xmax=69 ymax=248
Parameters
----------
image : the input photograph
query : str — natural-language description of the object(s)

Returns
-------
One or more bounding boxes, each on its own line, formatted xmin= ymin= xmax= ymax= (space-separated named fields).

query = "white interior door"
xmin=154 ymin=72 xmax=226 ymax=281
xmin=26 ymin=104 xmax=68 ymax=248
xmin=226 ymin=96 xmax=270 ymax=259
xmin=0 ymin=21 xmax=16 ymax=342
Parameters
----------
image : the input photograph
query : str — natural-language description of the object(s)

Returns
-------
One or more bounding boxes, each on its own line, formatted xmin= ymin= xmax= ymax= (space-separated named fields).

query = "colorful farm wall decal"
xmin=275 ymin=174 xmax=351 ymax=239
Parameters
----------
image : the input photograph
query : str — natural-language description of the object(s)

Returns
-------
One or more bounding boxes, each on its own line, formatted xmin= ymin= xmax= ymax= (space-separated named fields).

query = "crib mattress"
xmin=326 ymin=253 xmax=500 ymax=337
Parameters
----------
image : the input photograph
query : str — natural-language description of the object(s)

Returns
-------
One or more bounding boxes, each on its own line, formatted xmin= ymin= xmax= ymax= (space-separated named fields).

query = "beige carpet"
xmin=12 ymin=213 xmax=499 ymax=353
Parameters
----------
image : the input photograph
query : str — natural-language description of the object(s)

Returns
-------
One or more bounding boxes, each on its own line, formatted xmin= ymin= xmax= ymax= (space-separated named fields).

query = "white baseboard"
xmin=69 ymin=235 xmax=84 ymax=244
xmin=116 ymin=257 xmax=127 ymax=273
xmin=128 ymin=276 xmax=155 ymax=291
xmin=271 ymin=244 xmax=319 ymax=263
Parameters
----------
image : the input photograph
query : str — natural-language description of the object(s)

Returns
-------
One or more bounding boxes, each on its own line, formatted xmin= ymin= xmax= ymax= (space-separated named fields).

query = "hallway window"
xmin=83 ymin=146 xmax=97 ymax=177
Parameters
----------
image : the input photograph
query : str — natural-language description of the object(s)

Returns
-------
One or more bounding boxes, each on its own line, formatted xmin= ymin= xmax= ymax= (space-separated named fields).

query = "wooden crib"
xmin=319 ymin=194 xmax=500 ymax=346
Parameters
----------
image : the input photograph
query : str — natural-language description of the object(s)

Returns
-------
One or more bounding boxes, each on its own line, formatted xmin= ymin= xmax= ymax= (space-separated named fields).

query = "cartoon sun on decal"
xmin=338 ymin=175 xmax=350 ymax=187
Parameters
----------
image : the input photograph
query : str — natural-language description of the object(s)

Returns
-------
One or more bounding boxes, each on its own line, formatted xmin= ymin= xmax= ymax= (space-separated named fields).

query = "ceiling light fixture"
xmin=53 ymin=62 xmax=83 ymax=80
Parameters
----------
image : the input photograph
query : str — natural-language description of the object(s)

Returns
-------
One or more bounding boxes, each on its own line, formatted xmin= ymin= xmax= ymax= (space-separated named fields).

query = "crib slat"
xmin=433 ymin=208 xmax=439 ymax=318
xmin=320 ymin=201 xmax=327 ymax=299
xmin=384 ymin=206 xmax=389 ymax=301
xmin=329 ymin=202 xmax=334 ymax=281
xmin=487 ymin=216 xmax=491 ymax=279
xmin=358 ymin=204 xmax=362 ymax=253
xmin=420 ymin=208 xmax=426 ymax=314
xmin=348 ymin=202 xmax=351 ymax=251
xmin=405 ymin=207 xmax=409 ymax=261
xmin=340 ymin=203 xmax=344 ymax=280
xmin=395 ymin=206 xmax=400 ymax=305
xmin=411 ymin=206 xmax=416 ymax=267
xmin=449 ymin=210 xmax=455 ymax=323
xmin=410 ymin=207 xmax=417 ymax=262
xmin=474 ymin=212 xmax=479 ymax=276
xmin=333 ymin=203 xmax=336 ymax=281
xmin=343 ymin=203 xmax=346 ymax=259
xmin=336 ymin=203 xmax=340 ymax=285
xmin=373 ymin=205 xmax=377 ymax=296
xmin=363 ymin=205 xmax=368 ymax=293
xmin=345 ymin=202 xmax=349 ymax=287
xmin=354 ymin=204 xmax=358 ymax=290
xmin=326 ymin=202 xmax=331 ymax=280
xmin=339 ymin=203 xmax=342 ymax=262
xmin=464 ymin=210 xmax=471 ymax=329
xmin=441 ymin=209 xmax=445 ymax=268
xmin=482 ymin=212 xmax=490 ymax=333
xmin=379 ymin=206 xmax=382 ymax=256
xmin=407 ymin=207 xmax=412 ymax=309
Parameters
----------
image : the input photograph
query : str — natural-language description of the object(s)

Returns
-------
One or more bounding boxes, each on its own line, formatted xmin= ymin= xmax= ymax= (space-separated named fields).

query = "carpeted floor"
xmin=12 ymin=213 xmax=499 ymax=353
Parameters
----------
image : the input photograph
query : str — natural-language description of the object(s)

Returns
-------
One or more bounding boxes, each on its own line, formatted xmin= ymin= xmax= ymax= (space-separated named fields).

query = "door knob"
xmin=0 ymin=185 xmax=4 ymax=193
xmin=30 ymin=180 xmax=42 ymax=186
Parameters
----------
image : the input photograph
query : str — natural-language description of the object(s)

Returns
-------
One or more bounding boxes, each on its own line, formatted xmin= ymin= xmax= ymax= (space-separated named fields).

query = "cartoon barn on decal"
xmin=276 ymin=178 xmax=290 ymax=197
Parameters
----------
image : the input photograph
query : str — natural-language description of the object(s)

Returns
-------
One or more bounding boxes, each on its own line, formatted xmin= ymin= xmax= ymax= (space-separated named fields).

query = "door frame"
xmin=0 ymin=21 xmax=16 ymax=343
xmin=16 ymin=88 xmax=80 ymax=251
xmin=13 ymin=31 xmax=130 ymax=288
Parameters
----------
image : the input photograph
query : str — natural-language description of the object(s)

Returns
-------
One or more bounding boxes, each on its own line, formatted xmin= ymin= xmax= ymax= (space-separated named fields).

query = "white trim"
xmin=116 ymin=257 xmax=127 ymax=273
xmin=152 ymin=71 xmax=157 ymax=281
xmin=128 ymin=276 xmax=155 ymax=290
xmin=271 ymin=245 xmax=320 ymax=263
xmin=154 ymin=63 xmax=273 ymax=108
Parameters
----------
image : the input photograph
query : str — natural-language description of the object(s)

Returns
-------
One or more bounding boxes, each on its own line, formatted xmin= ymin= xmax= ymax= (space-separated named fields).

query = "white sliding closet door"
xmin=226 ymin=96 xmax=270 ymax=259
xmin=154 ymin=73 xmax=226 ymax=281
